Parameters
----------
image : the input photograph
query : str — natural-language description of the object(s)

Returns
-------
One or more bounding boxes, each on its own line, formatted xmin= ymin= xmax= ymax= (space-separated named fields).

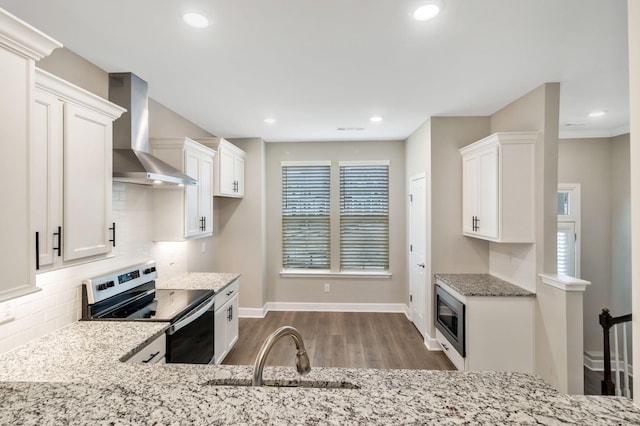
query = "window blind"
xmin=282 ymin=165 xmax=331 ymax=269
xmin=339 ymin=164 xmax=389 ymax=270
xmin=557 ymin=221 xmax=576 ymax=276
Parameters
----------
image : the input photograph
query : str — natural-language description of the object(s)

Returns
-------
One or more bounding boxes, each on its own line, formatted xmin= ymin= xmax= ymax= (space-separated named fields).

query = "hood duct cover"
xmin=109 ymin=72 xmax=197 ymax=186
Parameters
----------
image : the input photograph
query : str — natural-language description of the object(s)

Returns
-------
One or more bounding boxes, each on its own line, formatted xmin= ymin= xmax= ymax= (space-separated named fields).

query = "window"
xmin=281 ymin=163 xmax=331 ymax=269
xmin=339 ymin=162 xmax=389 ymax=270
xmin=557 ymin=184 xmax=580 ymax=277
xmin=281 ymin=160 xmax=390 ymax=274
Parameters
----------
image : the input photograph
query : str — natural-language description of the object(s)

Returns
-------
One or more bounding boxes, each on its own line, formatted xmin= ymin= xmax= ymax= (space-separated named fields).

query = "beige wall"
xmin=430 ymin=117 xmax=491 ymax=275
xmin=490 ymin=83 xmax=576 ymax=392
xmin=558 ymin=138 xmax=613 ymax=353
xmin=37 ymin=47 xmax=108 ymax=98
xmin=611 ymin=134 xmax=632 ymax=317
xmin=265 ymin=140 xmax=406 ymax=305
xmin=628 ymin=0 xmax=640 ymax=405
xmin=212 ymin=138 xmax=267 ymax=310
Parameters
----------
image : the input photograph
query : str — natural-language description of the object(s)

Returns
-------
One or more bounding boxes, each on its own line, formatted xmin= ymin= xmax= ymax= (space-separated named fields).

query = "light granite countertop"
xmin=157 ymin=272 xmax=240 ymax=293
xmin=435 ymin=273 xmax=535 ymax=297
xmin=1 ymin=321 xmax=639 ymax=424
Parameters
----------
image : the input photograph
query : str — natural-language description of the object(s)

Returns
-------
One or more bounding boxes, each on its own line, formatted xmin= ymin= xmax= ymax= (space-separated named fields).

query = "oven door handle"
xmin=168 ymin=295 xmax=215 ymax=335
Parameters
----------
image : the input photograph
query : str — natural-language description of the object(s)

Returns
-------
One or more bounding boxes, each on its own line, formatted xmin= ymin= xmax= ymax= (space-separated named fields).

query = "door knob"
xmin=417 ymin=263 xmax=425 ymax=268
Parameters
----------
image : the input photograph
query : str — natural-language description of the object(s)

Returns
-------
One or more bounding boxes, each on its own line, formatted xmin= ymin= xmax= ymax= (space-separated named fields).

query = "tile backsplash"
xmin=0 ymin=183 xmax=188 ymax=354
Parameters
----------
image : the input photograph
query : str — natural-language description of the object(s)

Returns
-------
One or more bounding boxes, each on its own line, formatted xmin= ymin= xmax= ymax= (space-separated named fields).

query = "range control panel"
xmin=83 ymin=261 xmax=158 ymax=304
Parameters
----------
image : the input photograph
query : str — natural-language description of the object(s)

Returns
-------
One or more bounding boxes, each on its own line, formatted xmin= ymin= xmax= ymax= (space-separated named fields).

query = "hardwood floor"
xmin=222 ymin=311 xmax=455 ymax=370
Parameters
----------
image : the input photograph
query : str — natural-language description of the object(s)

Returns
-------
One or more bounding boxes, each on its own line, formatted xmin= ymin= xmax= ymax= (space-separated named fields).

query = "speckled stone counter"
xmin=157 ymin=272 xmax=239 ymax=293
xmin=2 ymin=321 xmax=640 ymax=424
xmin=435 ymin=273 xmax=534 ymax=297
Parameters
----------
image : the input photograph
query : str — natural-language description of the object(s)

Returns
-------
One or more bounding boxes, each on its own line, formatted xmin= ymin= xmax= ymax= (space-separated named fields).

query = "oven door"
xmin=165 ymin=294 xmax=215 ymax=364
xmin=435 ymin=285 xmax=465 ymax=357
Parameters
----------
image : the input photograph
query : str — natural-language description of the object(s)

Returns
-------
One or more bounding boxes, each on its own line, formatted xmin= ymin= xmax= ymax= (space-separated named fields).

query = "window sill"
xmin=280 ymin=269 xmax=392 ymax=279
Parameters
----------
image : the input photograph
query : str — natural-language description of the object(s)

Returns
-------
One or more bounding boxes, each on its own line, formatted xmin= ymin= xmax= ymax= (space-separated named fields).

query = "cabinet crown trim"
xmin=197 ymin=137 xmax=246 ymax=157
xmin=150 ymin=137 xmax=216 ymax=157
xmin=459 ymin=131 xmax=538 ymax=155
xmin=0 ymin=9 xmax=61 ymax=60
xmin=35 ymin=68 xmax=125 ymax=120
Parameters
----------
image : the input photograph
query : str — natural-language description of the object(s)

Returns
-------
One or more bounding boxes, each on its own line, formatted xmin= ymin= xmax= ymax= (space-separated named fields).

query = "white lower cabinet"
xmin=214 ymin=280 xmax=240 ymax=364
xmin=436 ymin=280 xmax=534 ymax=373
xmin=31 ymin=69 xmax=125 ymax=270
xmin=125 ymin=333 xmax=166 ymax=364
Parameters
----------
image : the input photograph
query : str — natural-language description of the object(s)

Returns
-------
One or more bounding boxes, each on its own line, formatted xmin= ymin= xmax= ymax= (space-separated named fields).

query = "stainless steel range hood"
xmin=109 ymin=72 xmax=197 ymax=186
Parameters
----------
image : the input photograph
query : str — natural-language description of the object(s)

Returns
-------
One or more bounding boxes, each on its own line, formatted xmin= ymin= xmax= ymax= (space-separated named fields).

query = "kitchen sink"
xmin=202 ymin=378 xmax=360 ymax=389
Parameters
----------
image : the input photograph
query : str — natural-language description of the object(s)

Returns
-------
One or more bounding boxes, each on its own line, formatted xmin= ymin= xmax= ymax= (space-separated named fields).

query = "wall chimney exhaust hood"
xmin=109 ymin=72 xmax=197 ymax=186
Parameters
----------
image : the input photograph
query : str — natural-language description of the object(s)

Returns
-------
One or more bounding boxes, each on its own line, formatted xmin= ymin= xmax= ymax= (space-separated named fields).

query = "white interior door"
xmin=409 ymin=174 xmax=427 ymax=337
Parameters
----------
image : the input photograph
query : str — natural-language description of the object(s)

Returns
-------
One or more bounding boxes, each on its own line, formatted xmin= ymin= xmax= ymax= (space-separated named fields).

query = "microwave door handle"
xmin=168 ymin=296 xmax=215 ymax=335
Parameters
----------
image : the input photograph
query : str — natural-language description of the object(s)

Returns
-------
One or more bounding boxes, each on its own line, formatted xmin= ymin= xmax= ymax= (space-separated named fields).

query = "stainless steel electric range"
xmin=82 ymin=261 xmax=215 ymax=364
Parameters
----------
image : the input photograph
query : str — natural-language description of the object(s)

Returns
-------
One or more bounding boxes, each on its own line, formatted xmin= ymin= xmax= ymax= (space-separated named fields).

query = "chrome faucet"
xmin=252 ymin=326 xmax=311 ymax=386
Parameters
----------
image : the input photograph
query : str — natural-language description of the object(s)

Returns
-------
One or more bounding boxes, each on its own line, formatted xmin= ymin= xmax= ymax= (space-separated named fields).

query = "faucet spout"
xmin=252 ymin=326 xmax=311 ymax=386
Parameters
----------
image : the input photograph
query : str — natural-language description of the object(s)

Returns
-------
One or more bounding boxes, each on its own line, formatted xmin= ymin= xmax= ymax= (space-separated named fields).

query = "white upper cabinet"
xmin=32 ymin=69 xmax=125 ymax=266
xmin=198 ymin=138 xmax=246 ymax=198
xmin=459 ymin=132 xmax=537 ymax=243
xmin=0 ymin=9 xmax=60 ymax=302
xmin=150 ymin=138 xmax=215 ymax=241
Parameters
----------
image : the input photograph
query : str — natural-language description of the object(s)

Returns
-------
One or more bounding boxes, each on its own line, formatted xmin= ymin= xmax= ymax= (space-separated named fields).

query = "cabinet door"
xmin=63 ymin=103 xmax=113 ymax=261
xmin=200 ymin=154 xmax=213 ymax=233
xmin=233 ymin=154 xmax=245 ymax=196
xmin=476 ymin=146 xmax=498 ymax=239
xmin=184 ymin=150 xmax=201 ymax=238
xmin=461 ymin=154 xmax=478 ymax=235
xmin=218 ymin=145 xmax=235 ymax=195
xmin=0 ymin=48 xmax=36 ymax=302
xmin=214 ymin=303 xmax=228 ymax=364
xmin=32 ymin=89 xmax=63 ymax=268
xmin=227 ymin=294 xmax=239 ymax=352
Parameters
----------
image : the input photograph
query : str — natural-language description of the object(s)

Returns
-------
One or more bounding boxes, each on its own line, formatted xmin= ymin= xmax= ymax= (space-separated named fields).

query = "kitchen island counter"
xmin=1 ymin=321 xmax=639 ymax=424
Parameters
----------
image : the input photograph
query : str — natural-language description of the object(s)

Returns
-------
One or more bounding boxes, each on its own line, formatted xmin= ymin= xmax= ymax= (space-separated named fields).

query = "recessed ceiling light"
xmin=264 ymin=118 xmax=277 ymax=124
xmin=588 ymin=110 xmax=607 ymax=118
xmin=413 ymin=2 xmax=443 ymax=21
xmin=183 ymin=13 xmax=209 ymax=29
xmin=369 ymin=116 xmax=383 ymax=122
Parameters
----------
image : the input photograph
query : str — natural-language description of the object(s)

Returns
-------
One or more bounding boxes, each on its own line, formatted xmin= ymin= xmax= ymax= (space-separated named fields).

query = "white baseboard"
xmin=238 ymin=307 xmax=266 ymax=318
xmin=424 ymin=332 xmax=441 ymax=351
xmin=264 ymin=302 xmax=408 ymax=313
xmin=239 ymin=302 xmax=408 ymax=317
xmin=584 ymin=351 xmax=634 ymax=377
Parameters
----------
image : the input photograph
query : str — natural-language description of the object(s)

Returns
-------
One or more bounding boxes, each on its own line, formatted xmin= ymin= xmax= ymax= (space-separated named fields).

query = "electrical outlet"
xmin=201 ymin=242 xmax=207 ymax=253
xmin=324 ymin=283 xmax=330 ymax=293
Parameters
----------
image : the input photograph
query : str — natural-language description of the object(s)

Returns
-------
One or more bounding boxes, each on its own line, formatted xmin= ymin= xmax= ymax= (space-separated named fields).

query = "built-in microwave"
xmin=435 ymin=285 xmax=466 ymax=357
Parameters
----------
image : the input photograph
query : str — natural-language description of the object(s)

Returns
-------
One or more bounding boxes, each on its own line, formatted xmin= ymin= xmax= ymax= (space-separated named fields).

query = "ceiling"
xmin=0 ymin=0 xmax=629 ymax=142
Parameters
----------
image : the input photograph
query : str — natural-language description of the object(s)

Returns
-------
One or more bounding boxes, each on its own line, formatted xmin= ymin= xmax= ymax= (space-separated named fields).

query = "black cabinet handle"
xmin=203 ymin=216 xmax=206 ymax=231
xmin=35 ymin=231 xmax=40 ymax=270
xmin=109 ymin=222 xmax=116 ymax=247
xmin=53 ymin=226 xmax=61 ymax=256
xmin=472 ymin=216 xmax=480 ymax=232
xmin=142 ymin=350 xmax=161 ymax=364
